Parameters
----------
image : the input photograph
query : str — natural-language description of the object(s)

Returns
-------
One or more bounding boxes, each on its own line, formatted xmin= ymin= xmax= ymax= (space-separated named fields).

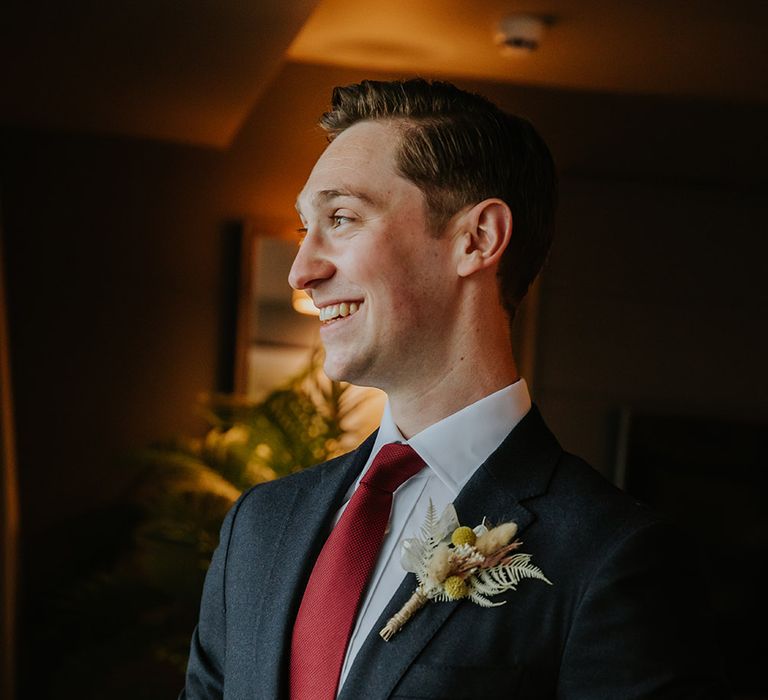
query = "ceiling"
xmin=1 ymin=0 xmax=766 ymax=147
xmin=0 ymin=0 xmax=321 ymax=147
xmin=290 ymin=0 xmax=768 ymax=103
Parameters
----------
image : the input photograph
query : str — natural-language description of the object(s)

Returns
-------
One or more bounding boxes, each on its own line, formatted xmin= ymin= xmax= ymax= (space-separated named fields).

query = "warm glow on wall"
xmin=292 ymin=289 xmax=319 ymax=316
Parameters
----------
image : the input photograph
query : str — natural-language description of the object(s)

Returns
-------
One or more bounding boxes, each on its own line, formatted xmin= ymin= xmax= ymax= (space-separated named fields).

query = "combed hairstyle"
xmin=319 ymin=78 xmax=558 ymax=322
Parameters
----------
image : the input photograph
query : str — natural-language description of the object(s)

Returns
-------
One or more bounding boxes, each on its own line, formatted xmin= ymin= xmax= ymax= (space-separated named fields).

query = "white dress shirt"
xmin=335 ymin=379 xmax=532 ymax=692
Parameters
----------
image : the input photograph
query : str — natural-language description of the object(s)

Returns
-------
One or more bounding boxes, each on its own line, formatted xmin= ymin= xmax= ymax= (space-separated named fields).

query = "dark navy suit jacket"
xmin=180 ymin=406 xmax=728 ymax=699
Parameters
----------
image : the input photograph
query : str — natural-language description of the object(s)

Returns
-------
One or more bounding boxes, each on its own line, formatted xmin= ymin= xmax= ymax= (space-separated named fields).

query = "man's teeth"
xmin=319 ymin=302 xmax=361 ymax=322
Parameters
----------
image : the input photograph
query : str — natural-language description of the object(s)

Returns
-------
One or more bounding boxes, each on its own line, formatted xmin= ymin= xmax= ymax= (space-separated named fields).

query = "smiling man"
xmin=181 ymin=79 xmax=726 ymax=699
xmin=291 ymin=117 xmax=519 ymax=431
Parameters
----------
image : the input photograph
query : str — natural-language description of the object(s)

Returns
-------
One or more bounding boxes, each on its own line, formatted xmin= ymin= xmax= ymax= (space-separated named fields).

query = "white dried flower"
xmin=475 ymin=522 xmax=518 ymax=556
xmin=425 ymin=542 xmax=453 ymax=586
xmin=451 ymin=543 xmax=485 ymax=566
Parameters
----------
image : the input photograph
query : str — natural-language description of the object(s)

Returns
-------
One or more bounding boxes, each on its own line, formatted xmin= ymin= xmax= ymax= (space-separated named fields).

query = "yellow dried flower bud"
xmin=443 ymin=575 xmax=469 ymax=600
xmin=451 ymin=526 xmax=477 ymax=547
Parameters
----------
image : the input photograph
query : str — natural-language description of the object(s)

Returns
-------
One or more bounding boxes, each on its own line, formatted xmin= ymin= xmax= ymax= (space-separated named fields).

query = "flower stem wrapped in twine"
xmin=379 ymin=589 xmax=428 ymax=641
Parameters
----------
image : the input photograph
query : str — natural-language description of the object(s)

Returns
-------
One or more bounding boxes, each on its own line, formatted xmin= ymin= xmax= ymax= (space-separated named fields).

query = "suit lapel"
xmin=339 ymin=406 xmax=561 ymax=700
xmin=251 ymin=433 xmax=377 ymax=699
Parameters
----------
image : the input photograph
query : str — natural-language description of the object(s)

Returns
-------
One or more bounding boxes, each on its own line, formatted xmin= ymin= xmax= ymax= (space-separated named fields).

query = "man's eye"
xmin=331 ymin=215 xmax=352 ymax=227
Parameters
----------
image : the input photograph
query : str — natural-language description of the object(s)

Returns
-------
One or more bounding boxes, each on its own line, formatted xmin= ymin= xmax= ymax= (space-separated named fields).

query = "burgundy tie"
xmin=289 ymin=443 xmax=425 ymax=699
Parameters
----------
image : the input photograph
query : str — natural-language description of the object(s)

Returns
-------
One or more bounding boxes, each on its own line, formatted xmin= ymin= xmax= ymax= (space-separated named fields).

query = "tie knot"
xmin=361 ymin=443 xmax=425 ymax=494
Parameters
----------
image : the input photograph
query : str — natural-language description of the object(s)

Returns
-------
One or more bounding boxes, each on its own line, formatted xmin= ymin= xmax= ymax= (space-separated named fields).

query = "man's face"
xmin=290 ymin=120 xmax=458 ymax=391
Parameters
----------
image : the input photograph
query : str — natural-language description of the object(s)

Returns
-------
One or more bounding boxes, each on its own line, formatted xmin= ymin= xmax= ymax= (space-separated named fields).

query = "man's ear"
xmin=454 ymin=199 xmax=513 ymax=278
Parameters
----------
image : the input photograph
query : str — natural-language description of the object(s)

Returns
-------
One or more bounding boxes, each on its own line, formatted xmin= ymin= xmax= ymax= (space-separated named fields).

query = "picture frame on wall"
xmin=218 ymin=220 xmax=319 ymax=399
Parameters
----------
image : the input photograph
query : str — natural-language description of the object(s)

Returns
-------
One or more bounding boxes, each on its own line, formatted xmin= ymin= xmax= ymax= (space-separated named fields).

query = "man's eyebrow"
xmin=316 ymin=187 xmax=378 ymax=205
xmin=307 ymin=188 xmax=380 ymax=208
xmin=295 ymin=187 xmax=381 ymax=218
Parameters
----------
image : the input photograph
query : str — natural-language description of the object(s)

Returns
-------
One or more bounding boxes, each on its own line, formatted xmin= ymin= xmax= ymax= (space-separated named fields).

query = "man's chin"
xmin=322 ymin=355 xmax=374 ymax=388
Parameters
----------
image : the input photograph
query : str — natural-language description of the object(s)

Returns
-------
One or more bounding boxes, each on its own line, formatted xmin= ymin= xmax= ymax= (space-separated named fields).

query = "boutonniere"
xmin=380 ymin=502 xmax=551 ymax=641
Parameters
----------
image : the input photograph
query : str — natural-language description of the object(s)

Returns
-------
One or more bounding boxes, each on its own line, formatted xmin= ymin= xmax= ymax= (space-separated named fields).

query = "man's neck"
xmin=386 ymin=351 xmax=519 ymax=439
xmin=379 ymin=281 xmax=519 ymax=438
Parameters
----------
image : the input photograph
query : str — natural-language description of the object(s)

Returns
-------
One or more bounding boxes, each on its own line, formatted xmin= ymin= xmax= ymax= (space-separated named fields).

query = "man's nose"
xmin=288 ymin=234 xmax=335 ymax=291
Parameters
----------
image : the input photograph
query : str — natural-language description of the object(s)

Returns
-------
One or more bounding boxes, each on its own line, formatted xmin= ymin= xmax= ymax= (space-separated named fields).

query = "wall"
xmin=1 ymin=128 xmax=236 ymax=699
xmin=2 ymin=131 xmax=227 ymax=532
xmin=537 ymin=178 xmax=768 ymax=475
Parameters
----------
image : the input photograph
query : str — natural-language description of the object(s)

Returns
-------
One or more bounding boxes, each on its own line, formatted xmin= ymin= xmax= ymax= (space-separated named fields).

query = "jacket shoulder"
xmin=229 ymin=444 xmax=369 ymax=525
xmin=548 ymin=450 xmax=661 ymax=525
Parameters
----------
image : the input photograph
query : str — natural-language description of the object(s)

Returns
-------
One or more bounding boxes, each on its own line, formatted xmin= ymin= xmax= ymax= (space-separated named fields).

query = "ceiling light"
xmin=495 ymin=14 xmax=548 ymax=55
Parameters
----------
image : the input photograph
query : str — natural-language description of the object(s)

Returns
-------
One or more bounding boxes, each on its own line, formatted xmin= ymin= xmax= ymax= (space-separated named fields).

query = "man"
xmin=181 ymin=79 xmax=726 ymax=699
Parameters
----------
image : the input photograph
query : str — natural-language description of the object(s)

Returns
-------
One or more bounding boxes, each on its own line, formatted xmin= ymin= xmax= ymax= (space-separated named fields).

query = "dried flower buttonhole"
xmin=380 ymin=502 xmax=551 ymax=640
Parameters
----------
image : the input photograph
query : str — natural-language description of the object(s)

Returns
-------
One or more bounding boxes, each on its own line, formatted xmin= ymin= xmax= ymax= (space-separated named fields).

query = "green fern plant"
xmin=128 ymin=347 xmax=377 ymax=619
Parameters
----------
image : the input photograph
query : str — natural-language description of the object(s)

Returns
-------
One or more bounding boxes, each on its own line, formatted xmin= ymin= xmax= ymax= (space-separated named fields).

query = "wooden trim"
xmin=216 ymin=220 xmax=257 ymax=395
xmin=0 ymin=208 xmax=19 ymax=700
xmin=233 ymin=223 xmax=257 ymax=395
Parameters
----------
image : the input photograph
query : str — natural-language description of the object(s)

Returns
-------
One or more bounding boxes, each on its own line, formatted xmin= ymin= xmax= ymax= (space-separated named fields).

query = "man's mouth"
xmin=318 ymin=301 xmax=363 ymax=324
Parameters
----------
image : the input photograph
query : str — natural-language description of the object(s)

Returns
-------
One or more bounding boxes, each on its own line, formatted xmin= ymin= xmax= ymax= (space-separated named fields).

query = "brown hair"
xmin=319 ymin=78 xmax=557 ymax=321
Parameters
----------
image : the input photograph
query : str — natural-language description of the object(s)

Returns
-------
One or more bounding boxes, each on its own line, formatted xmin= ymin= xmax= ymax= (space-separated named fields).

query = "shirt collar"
xmin=370 ymin=379 xmax=532 ymax=496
